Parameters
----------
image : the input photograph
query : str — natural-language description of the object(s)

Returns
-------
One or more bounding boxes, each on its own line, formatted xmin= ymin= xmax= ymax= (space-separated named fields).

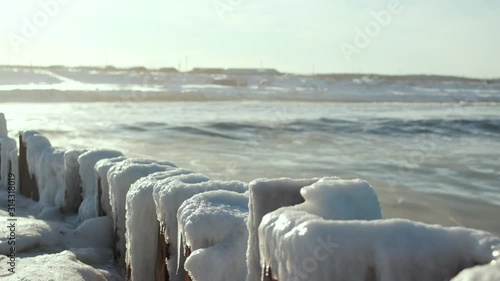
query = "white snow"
xmin=107 ymin=158 xmax=176 ymax=266
xmin=95 ymin=156 xmax=127 ymax=217
xmin=452 ymin=257 xmax=500 ymax=281
xmin=78 ymin=149 xmax=124 ymax=222
xmin=259 ymin=210 xmax=500 ymax=281
xmin=246 ymin=177 xmax=320 ymax=281
xmin=152 ymin=174 xmax=247 ymax=281
xmin=0 ymin=216 xmax=113 ymax=255
xmin=125 ymin=168 xmax=193 ymax=281
xmin=0 ymin=251 xmax=112 ymax=281
xmin=178 ymin=190 xmax=249 ymax=281
xmin=297 ymin=178 xmax=382 ymax=220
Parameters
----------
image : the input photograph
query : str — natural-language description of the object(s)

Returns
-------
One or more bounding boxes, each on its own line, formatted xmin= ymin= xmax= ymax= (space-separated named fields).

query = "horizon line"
xmin=1 ymin=64 xmax=499 ymax=81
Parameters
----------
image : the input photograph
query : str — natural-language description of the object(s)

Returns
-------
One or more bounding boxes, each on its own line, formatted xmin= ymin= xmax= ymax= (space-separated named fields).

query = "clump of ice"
xmin=95 ymin=156 xmax=127 ymax=217
xmin=125 ymin=168 xmax=192 ymax=281
xmin=246 ymin=177 xmax=320 ymax=281
xmin=152 ymin=174 xmax=247 ymax=281
xmin=259 ymin=212 xmax=500 ymax=281
xmin=298 ymin=178 xmax=382 ymax=220
xmin=452 ymin=256 xmax=500 ymax=280
xmin=179 ymin=190 xmax=249 ymax=281
xmin=107 ymin=158 xmax=176 ymax=267
xmin=258 ymin=208 xmax=321 ymax=279
xmin=78 ymin=149 xmax=124 ymax=222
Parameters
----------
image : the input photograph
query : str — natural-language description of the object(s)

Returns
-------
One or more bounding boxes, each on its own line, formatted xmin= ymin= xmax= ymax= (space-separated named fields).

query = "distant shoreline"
xmin=1 ymin=64 xmax=498 ymax=82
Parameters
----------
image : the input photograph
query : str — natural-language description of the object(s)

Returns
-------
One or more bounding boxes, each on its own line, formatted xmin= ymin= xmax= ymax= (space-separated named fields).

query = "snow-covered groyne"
xmin=1 ymin=113 xmax=499 ymax=281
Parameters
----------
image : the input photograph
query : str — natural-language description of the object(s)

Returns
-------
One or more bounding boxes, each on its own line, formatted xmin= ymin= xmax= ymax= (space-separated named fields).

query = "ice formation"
xmin=0 ymin=216 xmax=113 ymax=256
xmin=246 ymin=177 xmax=320 ymax=281
xmin=0 ymin=251 xmax=111 ymax=281
xmin=297 ymin=178 xmax=382 ymax=220
xmin=63 ymin=149 xmax=87 ymax=213
xmin=107 ymin=158 xmax=176 ymax=266
xmin=23 ymin=133 xmax=51 ymax=178
xmin=125 ymin=168 xmax=192 ymax=281
xmin=179 ymin=190 xmax=249 ymax=281
xmin=23 ymin=132 xmax=68 ymax=211
xmin=95 ymin=156 xmax=127 ymax=217
xmin=452 ymin=257 xmax=500 ymax=280
xmin=78 ymin=149 xmax=124 ymax=222
xmin=256 ymin=179 xmax=496 ymax=281
xmin=152 ymin=174 xmax=247 ymax=281
xmin=259 ymin=211 xmax=500 ymax=281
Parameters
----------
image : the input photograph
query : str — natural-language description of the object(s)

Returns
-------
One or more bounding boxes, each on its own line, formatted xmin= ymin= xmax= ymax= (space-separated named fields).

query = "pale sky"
xmin=1 ymin=0 xmax=499 ymax=77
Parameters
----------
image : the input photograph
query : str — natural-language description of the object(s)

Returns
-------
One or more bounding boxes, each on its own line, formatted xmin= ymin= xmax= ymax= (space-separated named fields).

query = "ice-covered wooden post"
xmin=0 ymin=115 xmax=17 ymax=190
xmin=152 ymin=175 xmax=247 ymax=281
xmin=156 ymin=223 xmax=170 ymax=281
xmin=125 ymin=168 xmax=194 ymax=281
xmin=97 ymin=176 xmax=105 ymax=216
xmin=107 ymin=159 xmax=175 ymax=268
xmin=177 ymin=190 xmax=249 ymax=281
xmin=63 ymin=150 xmax=86 ymax=213
xmin=182 ymin=235 xmax=192 ymax=281
xmin=95 ymin=156 xmax=127 ymax=218
xmin=246 ymin=178 xmax=320 ymax=281
xmin=77 ymin=149 xmax=125 ymax=223
xmin=19 ymin=132 xmax=39 ymax=200
xmin=258 ymin=179 xmax=384 ymax=281
xmin=263 ymin=267 xmax=277 ymax=281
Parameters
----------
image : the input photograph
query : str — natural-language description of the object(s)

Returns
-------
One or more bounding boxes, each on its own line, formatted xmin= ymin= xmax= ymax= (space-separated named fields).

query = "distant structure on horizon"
xmin=190 ymin=68 xmax=281 ymax=75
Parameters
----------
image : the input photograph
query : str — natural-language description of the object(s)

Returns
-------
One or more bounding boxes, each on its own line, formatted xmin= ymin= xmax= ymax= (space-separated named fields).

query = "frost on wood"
xmin=107 ymin=158 xmax=176 ymax=267
xmin=125 ymin=168 xmax=193 ymax=281
xmin=179 ymin=190 xmax=249 ymax=281
xmin=152 ymin=174 xmax=247 ymax=281
xmin=78 ymin=149 xmax=124 ymax=222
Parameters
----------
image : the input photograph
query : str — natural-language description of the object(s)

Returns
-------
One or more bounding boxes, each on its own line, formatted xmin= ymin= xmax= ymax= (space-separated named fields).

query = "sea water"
xmin=1 ymin=68 xmax=499 ymax=234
